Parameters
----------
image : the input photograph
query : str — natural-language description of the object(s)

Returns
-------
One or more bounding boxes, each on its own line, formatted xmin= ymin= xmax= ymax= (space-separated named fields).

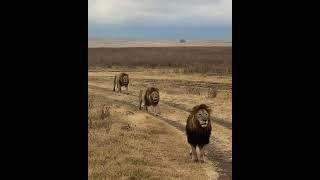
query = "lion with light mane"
xmin=139 ymin=87 xmax=160 ymax=116
xmin=185 ymin=104 xmax=212 ymax=163
xmin=113 ymin=73 xmax=129 ymax=93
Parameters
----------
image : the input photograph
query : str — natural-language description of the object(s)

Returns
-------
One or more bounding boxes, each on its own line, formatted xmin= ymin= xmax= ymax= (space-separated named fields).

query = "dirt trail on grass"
xmin=89 ymin=84 xmax=231 ymax=128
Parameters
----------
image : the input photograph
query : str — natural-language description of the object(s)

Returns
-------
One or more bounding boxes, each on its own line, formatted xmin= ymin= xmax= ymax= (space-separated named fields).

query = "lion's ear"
xmin=205 ymin=106 xmax=212 ymax=114
xmin=191 ymin=105 xmax=200 ymax=114
xmin=200 ymin=104 xmax=211 ymax=111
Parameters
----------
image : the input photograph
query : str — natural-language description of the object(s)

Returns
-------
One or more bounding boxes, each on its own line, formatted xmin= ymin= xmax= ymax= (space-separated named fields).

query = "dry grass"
xmin=207 ymin=87 xmax=218 ymax=98
xmin=88 ymin=95 xmax=112 ymax=130
xmin=88 ymin=47 xmax=231 ymax=75
xmin=89 ymin=68 xmax=231 ymax=84
xmin=185 ymin=86 xmax=202 ymax=95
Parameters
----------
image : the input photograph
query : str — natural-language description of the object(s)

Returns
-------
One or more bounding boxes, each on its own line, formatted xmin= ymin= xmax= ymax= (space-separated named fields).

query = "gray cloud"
xmin=88 ymin=0 xmax=232 ymax=26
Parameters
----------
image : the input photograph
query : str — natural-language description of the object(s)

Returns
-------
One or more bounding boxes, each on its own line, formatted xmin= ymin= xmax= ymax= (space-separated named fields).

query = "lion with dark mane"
xmin=186 ymin=104 xmax=212 ymax=162
xmin=139 ymin=87 xmax=160 ymax=115
xmin=113 ymin=73 xmax=129 ymax=93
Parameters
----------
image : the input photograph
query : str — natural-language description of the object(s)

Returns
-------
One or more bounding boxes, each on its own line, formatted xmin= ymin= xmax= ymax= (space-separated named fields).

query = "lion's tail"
xmin=113 ymin=76 xmax=116 ymax=91
xmin=139 ymin=89 xmax=143 ymax=110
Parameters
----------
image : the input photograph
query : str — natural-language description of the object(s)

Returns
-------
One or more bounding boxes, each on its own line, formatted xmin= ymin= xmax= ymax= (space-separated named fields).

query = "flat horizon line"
xmin=88 ymin=39 xmax=232 ymax=48
xmin=88 ymin=37 xmax=231 ymax=42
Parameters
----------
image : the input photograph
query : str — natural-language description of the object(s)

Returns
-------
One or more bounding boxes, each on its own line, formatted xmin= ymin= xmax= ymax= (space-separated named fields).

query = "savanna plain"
xmin=88 ymin=44 xmax=232 ymax=180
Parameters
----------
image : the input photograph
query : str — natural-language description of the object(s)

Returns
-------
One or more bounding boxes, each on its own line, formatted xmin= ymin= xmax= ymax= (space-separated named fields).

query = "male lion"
xmin=139 ymin=87 xmax=160 ymax=116
xmin=185 ymin=104 xmax=212 ymax=163
xmin=113 ymin=73 xmax=129 ymax=93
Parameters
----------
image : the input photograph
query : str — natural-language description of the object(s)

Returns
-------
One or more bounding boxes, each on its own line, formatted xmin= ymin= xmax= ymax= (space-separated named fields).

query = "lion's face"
xmin=150 ymin=91 xmax=159 ymax=103
xmin=122 ymin=75 xmax=129 ymax=84
xmin=195 ymin=109 xmax=210 ymax=128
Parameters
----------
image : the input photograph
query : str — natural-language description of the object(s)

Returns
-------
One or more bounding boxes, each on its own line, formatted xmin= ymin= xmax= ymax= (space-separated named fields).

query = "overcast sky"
xmin=88 ymin=0 xmax=232 ymax=40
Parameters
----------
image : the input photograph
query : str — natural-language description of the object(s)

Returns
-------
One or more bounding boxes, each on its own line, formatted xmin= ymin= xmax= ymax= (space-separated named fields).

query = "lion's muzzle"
xmin=200 ymin=119 xmax=209 ymax=128
xmin=153 ymin=97 xmax=159 ymax=103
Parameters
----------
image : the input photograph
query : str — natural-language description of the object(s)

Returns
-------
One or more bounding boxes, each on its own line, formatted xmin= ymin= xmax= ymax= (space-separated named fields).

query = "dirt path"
xmin=89 ymin=84 xmax=232 ymax=130
xmin=89 ymin=85 xmax=232 ymax=180
xmin=89 ymin=75 xmax=232 ymax=91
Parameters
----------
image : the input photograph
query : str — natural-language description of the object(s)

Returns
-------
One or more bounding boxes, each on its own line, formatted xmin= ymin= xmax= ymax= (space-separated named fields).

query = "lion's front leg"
xmin=199 ymin=145 xmax=206 ymax=163
xmin=145 ymin=105 xmax=148 ymax=112
xmin=190 ymin=145 xmax=198 ymax=162
xmin=116 ymin=84 xmax=120 ymax=93
xmin=154 ymin=105 xmax=160 ymax=116
xmin=153 ymin=106 xmax=156 ymax=115
xmin=157 ymin=105 xmax=160 ymax=116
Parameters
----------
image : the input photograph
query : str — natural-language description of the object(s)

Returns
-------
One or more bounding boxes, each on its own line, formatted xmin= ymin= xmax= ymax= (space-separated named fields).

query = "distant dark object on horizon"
xmin=179 ymin=39 xmax=186 ymax=43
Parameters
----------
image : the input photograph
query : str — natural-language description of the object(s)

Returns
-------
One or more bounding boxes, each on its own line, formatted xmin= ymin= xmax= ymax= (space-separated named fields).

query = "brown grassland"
xmin=88 ymin=46 xmax=232 ymax=180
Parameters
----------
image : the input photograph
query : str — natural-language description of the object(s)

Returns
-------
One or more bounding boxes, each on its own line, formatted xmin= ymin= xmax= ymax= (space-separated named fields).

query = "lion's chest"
xmin=119 ymin=79 xmax=129 ymax=86
xmin=186 ymin=128 xmax=212 ymax=146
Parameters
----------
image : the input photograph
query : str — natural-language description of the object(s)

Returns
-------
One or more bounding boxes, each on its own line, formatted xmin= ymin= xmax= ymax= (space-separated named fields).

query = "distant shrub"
xmin=185 ymin=86 xmax=201 ymax=95
xmin=179 ymin=39 xmax=186 ymax=43
xmin=88 ymin=95 xmax=113 ymax=130
xmin=207 ymin=87 xmax=218 ymax=98
xmin=100 ymin=104 xmax=111 ymax=120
